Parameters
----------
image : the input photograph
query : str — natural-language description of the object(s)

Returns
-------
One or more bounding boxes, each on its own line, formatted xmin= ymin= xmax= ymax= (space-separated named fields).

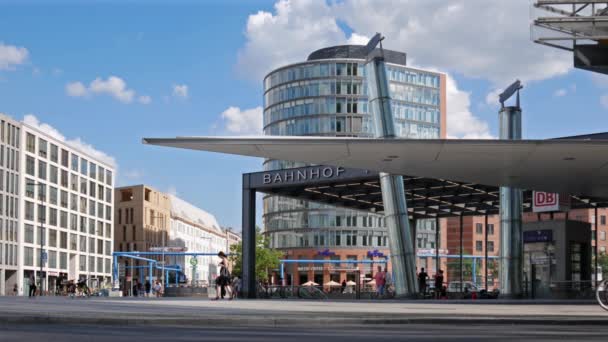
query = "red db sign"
xmin=533 ymin=192 xmax=570 ymax=213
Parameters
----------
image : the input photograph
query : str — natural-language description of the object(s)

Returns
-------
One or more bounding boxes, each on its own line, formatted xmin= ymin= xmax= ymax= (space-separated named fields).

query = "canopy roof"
xmin=143 ymin=136 xmax=608 ymax=199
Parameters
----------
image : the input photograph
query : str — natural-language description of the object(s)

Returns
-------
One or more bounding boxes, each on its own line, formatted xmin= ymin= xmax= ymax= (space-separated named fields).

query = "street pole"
xmin=29 ymin=182 xmax=46 ymax=296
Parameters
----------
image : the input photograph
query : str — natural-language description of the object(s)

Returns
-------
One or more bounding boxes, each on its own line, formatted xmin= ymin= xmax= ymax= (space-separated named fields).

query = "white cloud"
xmin=0 ymin=42 xmax=29 ymax=70
xmin=237 ymin=0 xmax=347 ymax=80
xmin=601 ymin=94 xmax=608 ymax=109
xmin=554 ymin=88 xmax=567 ymax=97
xmin=22 ymin=114 xmax=117 ymax=168
xmin=221 ymin=106 xmax=263 ymax=135
xmin=90 ymin=76 xmax=135 ymax=103
xmin=66 ymin=82 xmax=88 ymax=97
xmin=238 ymin=1 xmax=571 ymax=85
xmin=485 ymin=88 xmax=503 ymax=106
xmin=347 ymin=33 xmax=369 ymax=45
xmin=65 ymin=76 xmax=142 ymax=104
xmin=138 ymin=95 xmax=151 ymax=104
xmin=445 ymin=75 xmax=494 ymax=139
xmin=172 ymin=84 xmax=188 ymax=99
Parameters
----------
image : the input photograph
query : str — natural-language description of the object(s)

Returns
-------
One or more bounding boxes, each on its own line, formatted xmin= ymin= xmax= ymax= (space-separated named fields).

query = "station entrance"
xmin=241 ymin=164 xmax=608 ymax=299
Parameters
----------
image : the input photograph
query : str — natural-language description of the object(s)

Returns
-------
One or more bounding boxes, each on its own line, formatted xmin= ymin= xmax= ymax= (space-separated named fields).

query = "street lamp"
xmin=27 ymin=182 xmax=46 ymax=296
xmin=151 ymin=214 xmax=167 ymax=286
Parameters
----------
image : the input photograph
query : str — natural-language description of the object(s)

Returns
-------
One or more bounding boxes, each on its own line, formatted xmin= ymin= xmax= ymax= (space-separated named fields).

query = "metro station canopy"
xmin=144 ymin=132 xmax=608 ymax=217
xmin=244 ymin=165 xmax=608 ymax=219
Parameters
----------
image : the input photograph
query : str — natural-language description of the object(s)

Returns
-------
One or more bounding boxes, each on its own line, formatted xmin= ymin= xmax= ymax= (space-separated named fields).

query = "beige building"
xmin=114 ymin=185 xmax=170 ymax=285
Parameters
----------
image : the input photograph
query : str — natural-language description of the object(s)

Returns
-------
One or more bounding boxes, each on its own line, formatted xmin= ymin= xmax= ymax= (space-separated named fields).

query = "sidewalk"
xmin=0 ymin=296 xmax=606 ymax=327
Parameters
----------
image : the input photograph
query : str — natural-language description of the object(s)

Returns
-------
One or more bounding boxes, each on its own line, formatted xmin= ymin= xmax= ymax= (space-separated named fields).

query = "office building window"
xmin=476 ymin=223 xmax=483 ymax=234
xmin=487 ymin=224 xmax=495 ymax=235
xmin=602 ymin=216 xmax=606 ymax=225
xmin=38 ymin=138 xmax=47 ymax=158
xmin=61 ymin=149 xmax=69 ymax=167
xmin=50 ymin=144 xmax=58 ymax=163
xmin=488 ymin=241 xmax=495 ymax=252
xmin=26 ymin=156 xmax=35 ymax=176
xmin=71 ymin=154 xmax=78 ymax=172
xmin=38 ymin=160 xmax=47 ymax=180
xmin=476 ymin=240 xmax=483 ymax=251
xmin=26 ymin=133 xmax=35 ymax=153
xmin=602 ymin=231 xmax=606 ymax=241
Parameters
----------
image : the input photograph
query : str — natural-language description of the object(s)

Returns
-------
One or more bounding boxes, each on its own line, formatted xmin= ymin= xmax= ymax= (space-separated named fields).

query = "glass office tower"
xmin=262 ymin=45 xmax=446 ymax=284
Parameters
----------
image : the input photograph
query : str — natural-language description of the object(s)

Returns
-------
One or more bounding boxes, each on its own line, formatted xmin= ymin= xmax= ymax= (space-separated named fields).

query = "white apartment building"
xmin=0 ymin=113 xmax=115 ymax=295
xmin=168 ymin=195 xmax=226 ymax=286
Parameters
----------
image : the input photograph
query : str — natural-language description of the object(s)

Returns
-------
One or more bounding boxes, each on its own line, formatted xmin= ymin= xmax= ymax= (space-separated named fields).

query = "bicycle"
xmin=596 ymin=279 xmax=608 ymax=311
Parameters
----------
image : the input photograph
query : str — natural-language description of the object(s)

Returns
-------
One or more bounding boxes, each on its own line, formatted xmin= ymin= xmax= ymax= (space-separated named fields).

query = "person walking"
xmin=145 ymin=281 xmax=151 ymax=298
xmin=153 ymin=281 xmax=162 ymax=298
xmin=418 ymin=267 xmax=429 ymax=296
xmin=373 ymin=266 xmax=386 ymax=298
xmin=384 ymin=267 xmax=393 ymax=295
xmin=213 ymin=251 xmax=232 ymax=300
xmin=28 ymin=274 xmax=36 ymax=298
xmin=434 ymin=270 xmax=444 ymax=299
xmin=341 ymin=279 xmax=346 ymax=294
xmin=12 ymin=283 xmax=18 ymax=296
xmin=132 ymin=280 xmax=139 ymax=297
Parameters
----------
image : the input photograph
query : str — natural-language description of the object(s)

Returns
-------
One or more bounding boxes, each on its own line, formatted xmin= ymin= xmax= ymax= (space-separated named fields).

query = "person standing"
xmin=434 ymin=270 xmax=444 ymax=299
xmin=213 ymin=251 xmax=232 ymax=300
xmin=145 ymin=281 xmax=151 ymax=298
xmin=418 ymin=267 xmax=429 ymax=296
xmin=28 ymin=274 xmax=36 ymax=298
xmin=374 ymin=266 xmax=386 ymax=298
xmin=132 ymin=280 xmax=139 ymax=297
xmin=384 ymin=267 xmax=393 ymax=294
xmin=341 ymin=280 xmax=346 ymax=294
xmin=153 ymin=281 xmax=162 ymax=298
xmin=13 ymin=284 xmax=18 ymax=296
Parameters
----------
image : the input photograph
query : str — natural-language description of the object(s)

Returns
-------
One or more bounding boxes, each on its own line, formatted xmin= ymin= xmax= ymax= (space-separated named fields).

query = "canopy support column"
xmin=499 ymin=105 xmax=523 ymax=298
xmin=242 ymin=174 xmax=257 ymax=298
xmin=367 ymin=45 xmax=417 ymax=298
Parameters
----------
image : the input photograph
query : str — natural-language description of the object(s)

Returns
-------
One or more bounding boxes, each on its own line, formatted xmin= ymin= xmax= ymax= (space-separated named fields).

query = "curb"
xmin=1 ymin=314 xmax=607 ymax=327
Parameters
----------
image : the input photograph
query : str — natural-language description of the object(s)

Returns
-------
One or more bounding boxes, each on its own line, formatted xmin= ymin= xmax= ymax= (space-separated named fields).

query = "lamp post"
xmin=151 ymin=214 xmax=166 ymax=286
xmin=28 ymin=182 xmax=46 ymax=296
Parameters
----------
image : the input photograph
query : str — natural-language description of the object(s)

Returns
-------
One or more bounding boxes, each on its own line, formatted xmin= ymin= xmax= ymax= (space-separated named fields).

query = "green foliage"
xmin=229 ymin=228 xmax=284 ymax=282
xmin=596 ymin=253 xmax=608 ymax=277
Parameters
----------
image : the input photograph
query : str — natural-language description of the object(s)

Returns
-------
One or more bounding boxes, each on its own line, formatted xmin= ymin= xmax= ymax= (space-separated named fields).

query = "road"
xmin=2 ymin=323 xmax=608 ymax=341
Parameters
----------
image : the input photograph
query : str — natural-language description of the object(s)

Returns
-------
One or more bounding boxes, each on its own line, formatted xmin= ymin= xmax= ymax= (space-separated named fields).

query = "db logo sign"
xmin=533 ymin=192 xmax=570 ymax=213
xmin=534 ymin=192 xmax=558 ymax=207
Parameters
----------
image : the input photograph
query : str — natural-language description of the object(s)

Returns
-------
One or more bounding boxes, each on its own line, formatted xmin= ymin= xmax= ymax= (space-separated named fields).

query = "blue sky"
xmin=1 ymin=0 xmax=607 ymax=230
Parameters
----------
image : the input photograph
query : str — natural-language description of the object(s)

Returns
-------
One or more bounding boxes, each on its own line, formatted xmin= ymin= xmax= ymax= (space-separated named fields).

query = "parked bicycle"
xmin=596 ymin=279 xmax=608 ymax=310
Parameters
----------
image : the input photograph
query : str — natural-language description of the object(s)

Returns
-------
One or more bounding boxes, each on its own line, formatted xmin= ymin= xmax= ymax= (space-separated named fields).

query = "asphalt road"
xmin=2 ymin=324 xmax=608 ymax=342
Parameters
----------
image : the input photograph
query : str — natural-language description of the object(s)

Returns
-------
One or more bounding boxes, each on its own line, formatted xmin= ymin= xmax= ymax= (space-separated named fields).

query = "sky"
xmin=1 ymin=0 xmax=607 ymax=231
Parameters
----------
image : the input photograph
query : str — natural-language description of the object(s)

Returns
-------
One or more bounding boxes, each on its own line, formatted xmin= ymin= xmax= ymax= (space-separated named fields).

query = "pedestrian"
xmin=373 ymin=266 xmax=386 ymax=298
xmin=132 ymin=280 xmax=139 ymax=297
xmin=137 ymin=281 xmax=144 ymax=297
xmin=232 ymin=276 xmax=241 ymax=299
xmin=341 ymin=279 xmax=346 ymax=294
xmin=154 ymin=281 xmax=162 ymax=298
xmin=12 ymin=283 xmax=18 ymax=296
xmin=28 ymin=274 xmax=36 ymax=298
xmin=145 ymin=281 xmax=151 ymax=297
xmin=418 ymin=267 xmax=428 ymax=296
xmin=213 ymin=251 xmax=232 ymax=300
xmin=434 ymin=270 xmax=444 ymax=299
xmin=384 ymin=267 xmax=392 ymax=294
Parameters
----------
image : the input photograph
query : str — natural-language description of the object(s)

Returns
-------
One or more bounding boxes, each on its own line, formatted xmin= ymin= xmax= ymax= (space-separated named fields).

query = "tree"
xmin=595 ymin=253 xmax=608 ymax=278
xmin=229 ymin=228 xmax=284 ymax=282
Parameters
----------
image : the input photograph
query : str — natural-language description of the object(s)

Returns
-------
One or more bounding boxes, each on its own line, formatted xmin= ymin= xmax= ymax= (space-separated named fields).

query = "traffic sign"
xmin=190 ymin=258 xmax=198 ymax=266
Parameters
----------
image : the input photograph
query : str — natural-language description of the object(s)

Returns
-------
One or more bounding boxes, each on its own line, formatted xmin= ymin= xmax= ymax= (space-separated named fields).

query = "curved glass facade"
xmin=263 ymin=48 xmax=444 ymax=251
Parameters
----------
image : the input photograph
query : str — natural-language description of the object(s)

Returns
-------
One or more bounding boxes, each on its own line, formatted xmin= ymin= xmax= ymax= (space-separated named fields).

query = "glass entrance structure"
xmin=262 ymin=45 xmax=446 ymax=285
